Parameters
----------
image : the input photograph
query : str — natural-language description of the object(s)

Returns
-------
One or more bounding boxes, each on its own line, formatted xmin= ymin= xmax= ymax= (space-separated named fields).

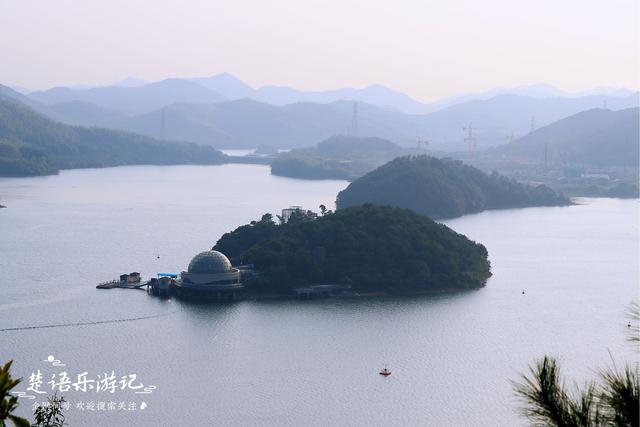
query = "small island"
xmin=337 ymin=155 xmax=570 ymax=219
xmin=213 ymin=204 xmax=492 ymax=295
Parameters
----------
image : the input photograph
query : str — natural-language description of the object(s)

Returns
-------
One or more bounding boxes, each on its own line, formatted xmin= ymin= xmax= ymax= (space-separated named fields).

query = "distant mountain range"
xmin=4 ymin=75 xmax=638 ymax=151
xmin=19 ymin=73 xmax=638 ymax=116
xmin=417 ymin=93 xmax=639 ymax=150
xmin=497 ymin=107 xmax=639 ymax=168
xmin=103 ymin=92 xmax=639 ymax=150
xmin=104 ymin=99 xmax=430 ymax=148
xmin=27 ymin=79 xmax=227 ymax=114
xmin=427 ymin=83 xmax=637 ymax=111
xmin=0 ymin=84 xmax=128 ymax=127
xmin=192 ymin=73 xmax=431 ymax=114
xmin=1 ymin=79 xmax=637 ymax=181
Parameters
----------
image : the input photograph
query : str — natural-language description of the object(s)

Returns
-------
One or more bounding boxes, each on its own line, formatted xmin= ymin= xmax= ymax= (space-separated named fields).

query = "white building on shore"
xmin=174 ymin=250 xmax=244 ymax=298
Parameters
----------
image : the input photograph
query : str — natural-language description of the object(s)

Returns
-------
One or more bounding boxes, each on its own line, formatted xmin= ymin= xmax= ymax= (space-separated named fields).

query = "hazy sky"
xmin=1 ymin=0 xmax=638 ymax=102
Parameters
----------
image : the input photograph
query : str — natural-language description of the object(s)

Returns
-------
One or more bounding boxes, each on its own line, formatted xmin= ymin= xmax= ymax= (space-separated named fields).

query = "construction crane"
xmin=462 ymin=123 xmax=478 ymax=151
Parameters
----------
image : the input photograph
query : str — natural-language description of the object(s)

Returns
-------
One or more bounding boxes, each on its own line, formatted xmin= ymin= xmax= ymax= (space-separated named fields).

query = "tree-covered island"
xmin=214 ymin=204 xmax=491 ymax=295
xmin=337 ymin=155 xmax=570 ymax=219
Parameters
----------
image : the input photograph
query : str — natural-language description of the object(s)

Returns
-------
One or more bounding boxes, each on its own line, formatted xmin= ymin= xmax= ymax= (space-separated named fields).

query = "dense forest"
xmin=214 ymin=204 xmax=491 ymax=294
xmin=336 ymin=155 xmax=570 ymax=219
xmin=270 ymin=135 xmax=407 ymax=180
xmin=0 ymin=99 xmax=225 ymax=177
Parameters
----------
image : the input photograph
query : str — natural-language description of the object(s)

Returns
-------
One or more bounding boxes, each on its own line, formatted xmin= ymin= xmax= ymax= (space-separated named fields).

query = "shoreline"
xmin=148 ymin=285 xmax=487 ymax=303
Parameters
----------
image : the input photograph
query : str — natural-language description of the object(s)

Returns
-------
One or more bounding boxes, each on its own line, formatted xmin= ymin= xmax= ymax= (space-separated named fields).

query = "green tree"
xmin=513 ymin=304 xmax=640 ymax=426
xmin=0 ymin=360 xmax=29 ymax=427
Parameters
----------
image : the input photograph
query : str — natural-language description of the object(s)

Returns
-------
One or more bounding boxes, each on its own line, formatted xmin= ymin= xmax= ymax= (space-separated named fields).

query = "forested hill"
xmin=0 ymin=99 xmax=225 ymax=177
xmin=271 ymin=135 xmax=407 ymax=180
xmin=336 ymin=155 xmax=570 ymax=219
xmin=497 ymin=107 xmax=639 ymax=167
xmin=214 ymin=205 xmax=491 ymax=293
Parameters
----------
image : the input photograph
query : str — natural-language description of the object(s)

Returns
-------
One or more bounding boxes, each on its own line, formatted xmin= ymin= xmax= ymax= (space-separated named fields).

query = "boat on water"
xmin=96 ymin=272 xmax=144 ymax=289
xmin=96 ymin=280 xmax=118 ymax=289
xmin=379 ymin=366 xmax=391 ymax=376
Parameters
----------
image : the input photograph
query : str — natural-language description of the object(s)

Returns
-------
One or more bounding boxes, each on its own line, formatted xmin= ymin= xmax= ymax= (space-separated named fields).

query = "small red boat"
xmin=379 ymin=366 xmax=391 ymax=376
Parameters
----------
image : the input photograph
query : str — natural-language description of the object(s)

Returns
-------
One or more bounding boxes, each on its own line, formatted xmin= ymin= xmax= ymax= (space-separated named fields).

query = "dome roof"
xmin=187 ymin=250 xmax=232 ymax=274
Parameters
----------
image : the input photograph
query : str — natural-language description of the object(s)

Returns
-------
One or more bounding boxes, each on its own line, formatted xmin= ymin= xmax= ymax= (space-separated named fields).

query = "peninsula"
xmin=0 ymin=97 xmax=225 ymax=177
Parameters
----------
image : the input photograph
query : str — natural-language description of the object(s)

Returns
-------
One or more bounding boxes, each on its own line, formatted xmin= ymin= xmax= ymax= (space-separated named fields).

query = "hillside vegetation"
xmin=498 ymin=107 xmax=639 ymax=167
xmin=271 ymin=136 xmax=407 ymax=180
xmin=336 ymin=155 xmax=569 ymax=219
xmin=0 ymin=99 xmax=225 ymax=177
xmin=214 ymin=205 xmax=491 ymax=293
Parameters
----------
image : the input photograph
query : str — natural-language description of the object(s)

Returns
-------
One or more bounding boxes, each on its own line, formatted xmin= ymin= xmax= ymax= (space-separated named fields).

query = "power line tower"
xmin=462 ymin=123 xmax=478 ymax=151
xmin=416 ymin=137 xmax=429 ymax=152
xmin=349 ymin=102 xmax=359 ymax=137
xmin=506 ymin=130 xmax=516 ymax=143
xmin=530 ymin=116 xmax=536 ymax=134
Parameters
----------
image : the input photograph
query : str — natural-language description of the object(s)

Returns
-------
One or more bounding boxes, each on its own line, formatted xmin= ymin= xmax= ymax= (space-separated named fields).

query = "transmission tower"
xmin=506 ymin=130 xmax=516 ymax=143
xmin=530 ymin=116 xmax=536 ymax=133
xmin=416 ymin=137 xmax=429 ymax=152
xmin=462 ymin=123 xmax=478 ymax=151
xmin=350 ymin=102 xmax=359 ymax=137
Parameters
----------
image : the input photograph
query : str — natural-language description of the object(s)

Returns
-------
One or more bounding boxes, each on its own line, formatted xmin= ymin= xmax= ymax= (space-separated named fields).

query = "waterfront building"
xmin=174 ymin=250 xmax=244 ymax=299
xmin=281 ymin=206 xmax=318 ymax=223
xmin=119 ymin=272 xmax=141 ymax=284
xmin=281 ymin=206 xmax=303 ymax=223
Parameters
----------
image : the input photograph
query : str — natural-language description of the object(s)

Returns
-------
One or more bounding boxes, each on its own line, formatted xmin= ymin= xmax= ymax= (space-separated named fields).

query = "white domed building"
xmin=175 ymin=250 xmax=244 ymax=299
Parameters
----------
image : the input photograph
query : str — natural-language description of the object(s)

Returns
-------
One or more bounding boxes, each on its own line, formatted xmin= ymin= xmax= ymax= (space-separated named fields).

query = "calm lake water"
xmin=0 ymin=164 xmax=637 ymax=426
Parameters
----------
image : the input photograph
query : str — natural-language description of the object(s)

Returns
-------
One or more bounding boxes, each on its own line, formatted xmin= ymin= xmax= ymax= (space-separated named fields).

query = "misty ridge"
xmin=5 ymin=72 xmax=638 ymax=151
xmin=2 ymin=1 xmax=639 ymax=426
xmin=0 ymin=72 xmax=638 ymax=201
